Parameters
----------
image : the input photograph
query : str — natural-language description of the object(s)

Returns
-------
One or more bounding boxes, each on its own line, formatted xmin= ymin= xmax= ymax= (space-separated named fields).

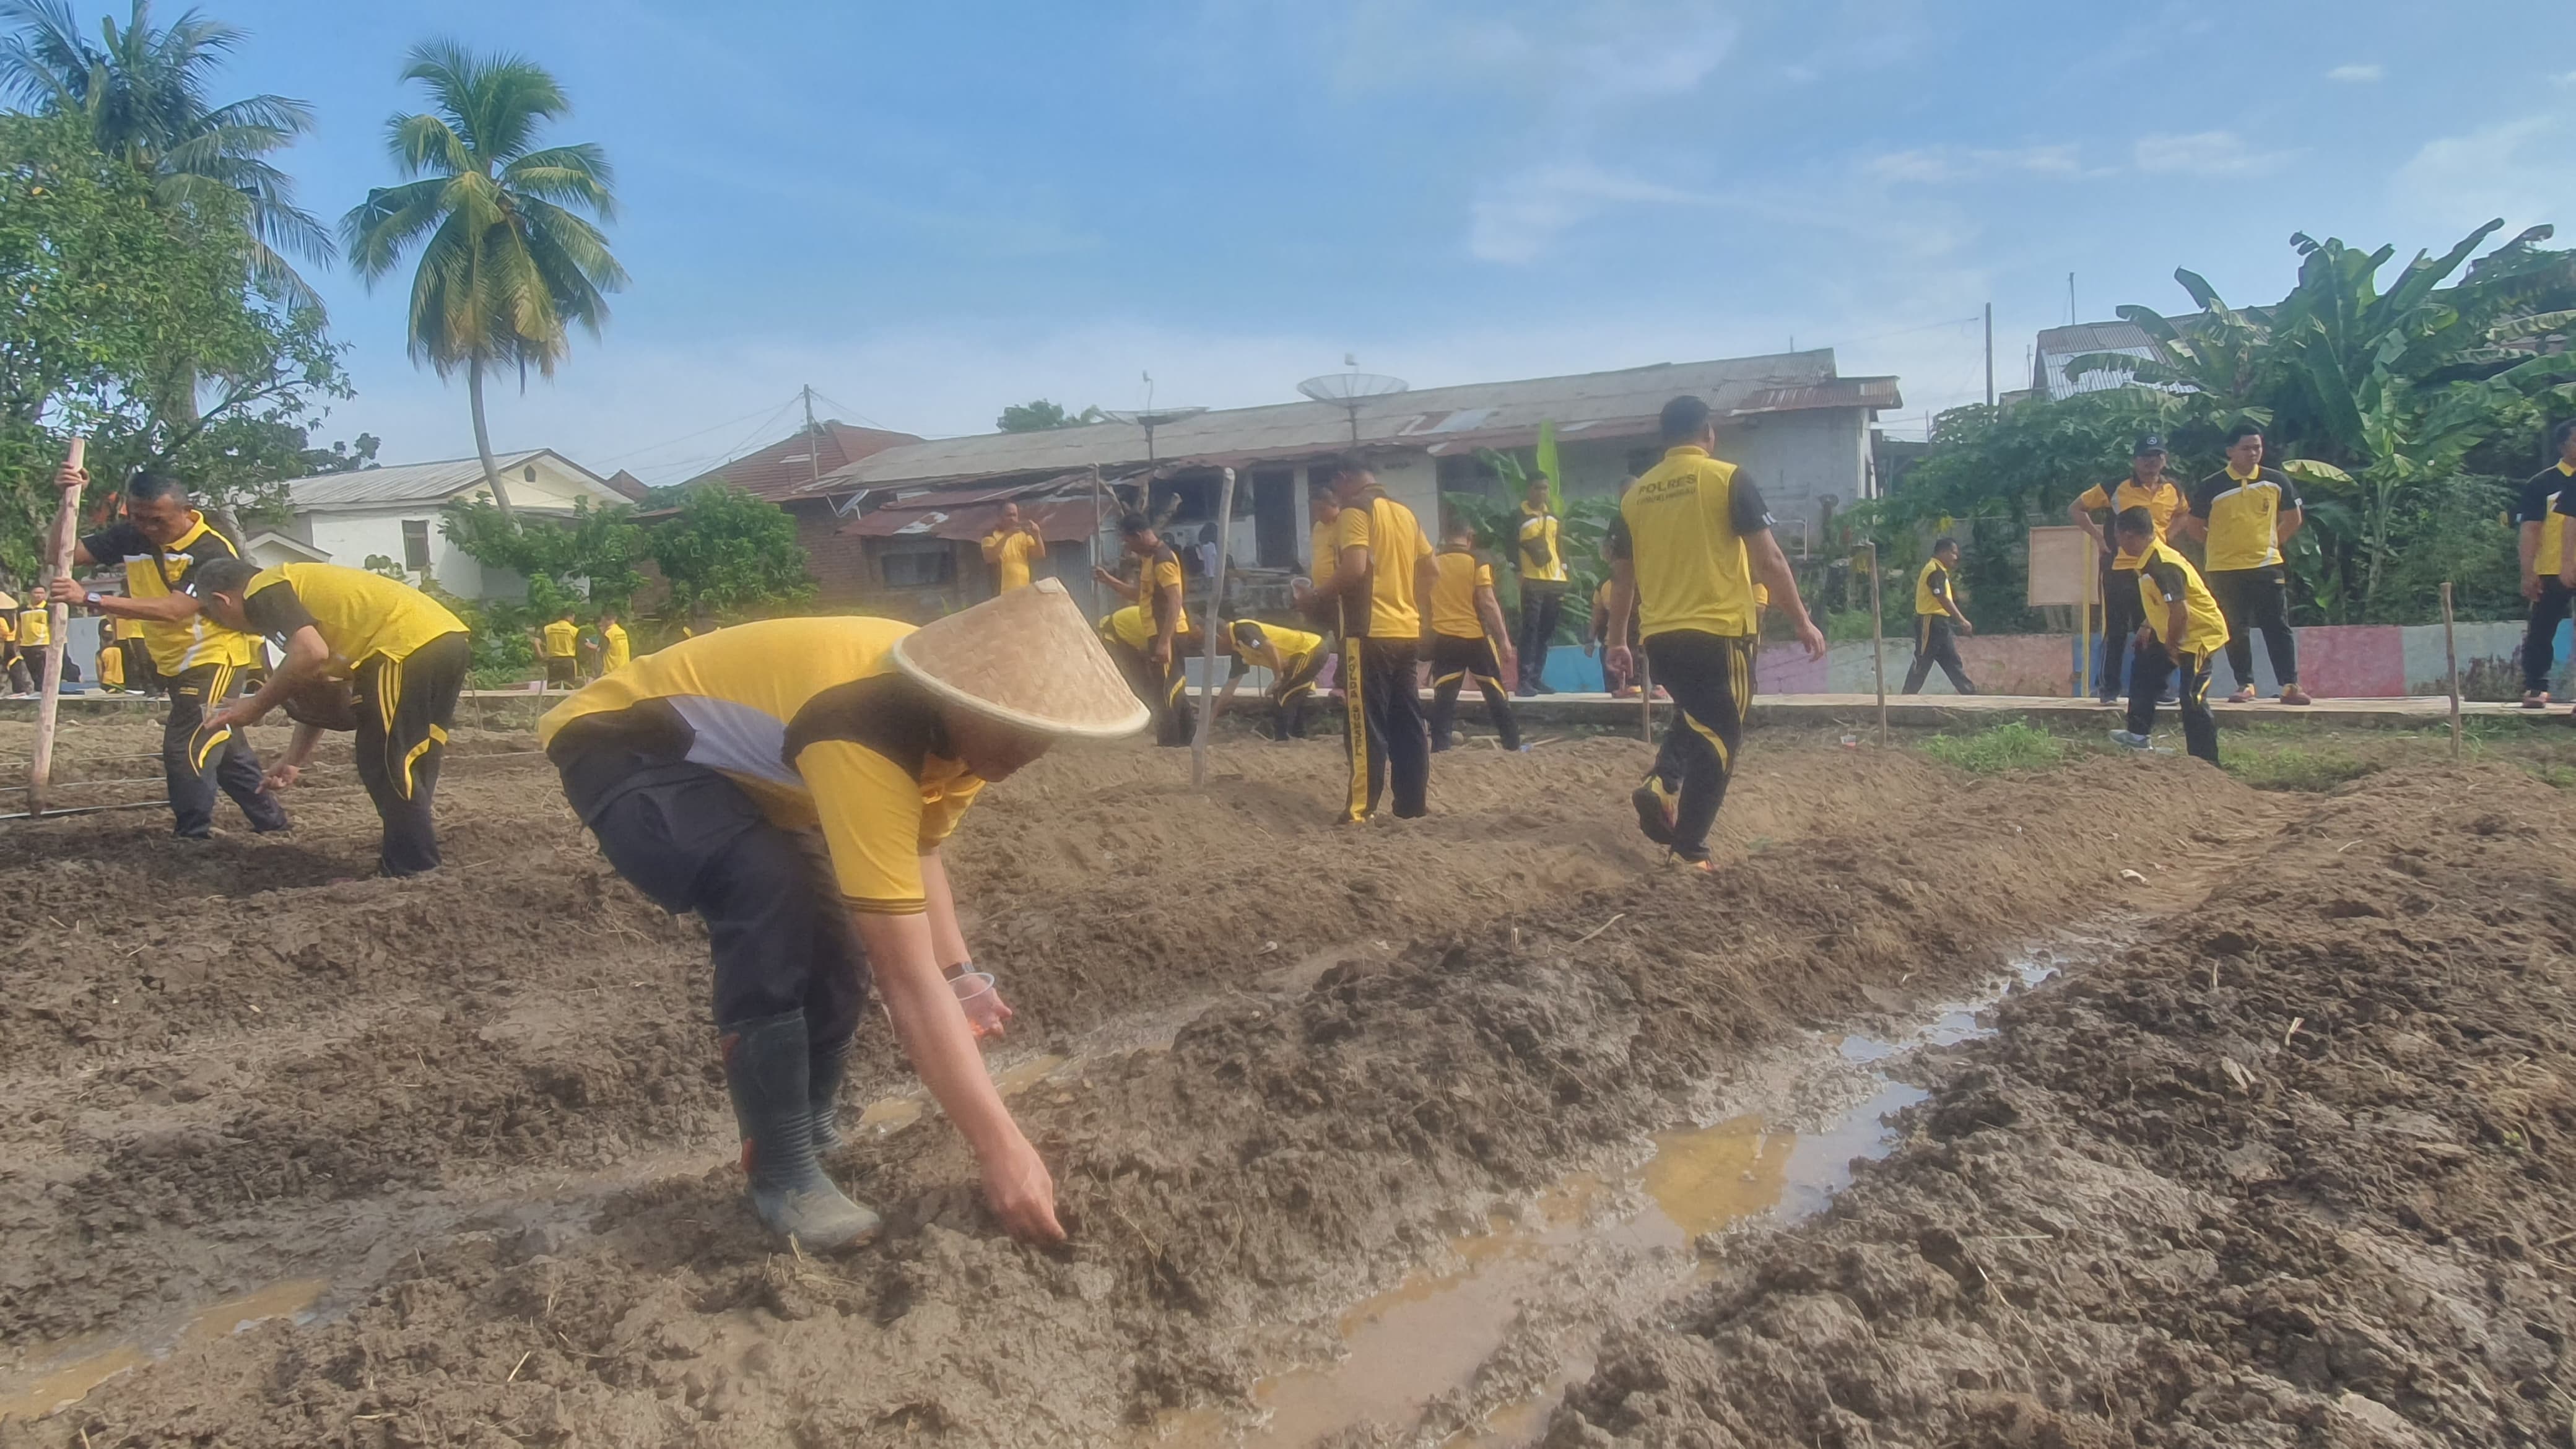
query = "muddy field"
xmin=0 ymin=714 xmax=2568 ymax=1447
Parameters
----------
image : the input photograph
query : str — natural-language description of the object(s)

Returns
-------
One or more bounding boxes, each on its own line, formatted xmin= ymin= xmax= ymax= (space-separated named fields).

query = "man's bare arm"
xmin=1746 ymin=531 xmax=1825 ymax=659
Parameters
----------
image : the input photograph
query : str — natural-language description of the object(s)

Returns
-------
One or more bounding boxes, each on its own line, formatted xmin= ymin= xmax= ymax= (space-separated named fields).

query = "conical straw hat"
xmin=0 ymin=591 xmax=17 ymax=611
xmin=892 ymin=578 xmax=1151 ymax=739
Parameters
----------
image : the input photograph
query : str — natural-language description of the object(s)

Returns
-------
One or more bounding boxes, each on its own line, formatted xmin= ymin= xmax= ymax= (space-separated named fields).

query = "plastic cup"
xmin=951 ymin=972 xmax=1006 ymax=1038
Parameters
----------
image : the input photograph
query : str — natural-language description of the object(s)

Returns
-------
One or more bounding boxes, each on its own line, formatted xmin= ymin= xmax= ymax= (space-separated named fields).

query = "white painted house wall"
xmin=284 ymin=455 xmax=620 ymax=600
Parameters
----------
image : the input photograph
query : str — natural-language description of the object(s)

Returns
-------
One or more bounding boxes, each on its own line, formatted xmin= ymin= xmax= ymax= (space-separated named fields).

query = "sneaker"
xmin=1630 ymin=779 xmax=1677 ymax=846
xmin=2277 ymin=685 xmax=2312 ymax=706
xmin=2226 ymin=687 xmax=2256 ymax=704
xmin=2523 ymin=690 xmax=2551 ymax=710
xmin=1682 ymin=856 xmax=1720 ymax=875
xmin=2106 ymin=729 xmax=2152 ymax=751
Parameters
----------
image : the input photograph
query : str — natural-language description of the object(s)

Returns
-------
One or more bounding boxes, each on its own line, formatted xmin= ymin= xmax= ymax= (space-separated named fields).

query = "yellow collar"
xmin=2557 ymin=461 xmax=2575 ymax=477
xmin=1665 ymin=445 xmax=1709 ymax=460
xmin=2226 ymin=463 xmax=2261 ymax=483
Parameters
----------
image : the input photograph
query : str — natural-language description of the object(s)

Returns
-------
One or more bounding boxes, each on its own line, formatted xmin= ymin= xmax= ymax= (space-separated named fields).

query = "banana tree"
xmin=2272 ymin=220 xmax=2576 ymax=611
xmin=2059 ymin=267 xmax=2278 ymax=437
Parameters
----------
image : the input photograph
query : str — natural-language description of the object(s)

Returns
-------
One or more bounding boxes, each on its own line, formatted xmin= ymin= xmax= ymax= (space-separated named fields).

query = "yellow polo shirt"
xmin=539 ymin=617 xmax=985 ymax=915
xmin=2136 ymin=541 xmax=2230 ymax=657
xmin=542 ymin=619 xmax=580 ymax=658
xmin=240 ymin=563 xmax=467 ymax=669
xmin=1331 ymin=489 xmax=1434 ymax=638
xmin=77 ymin=517 xmax=261 ymax=672
xmin=599 ymin=622 xmax=631 ymax=672
xmin=1608 ymin=446 xmax=1772 ymax=640
xmin=986 ymin=529 xmax=1040 ymax=591
xmin=2074 ymin=477 xmax=2185 ymax=570
xmin=1429 ymin=548 xmax=1495 ymax=640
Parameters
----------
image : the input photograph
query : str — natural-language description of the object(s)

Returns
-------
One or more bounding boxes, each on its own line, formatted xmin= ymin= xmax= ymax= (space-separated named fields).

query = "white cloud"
xmin=1866 ymin=144 xmax=2090 ymax=185
xmin=2554 ymin=69 xmax=2576 ymax=87
xmin=2325 ymin=63 xmax=2383 ymax=82
xmin=2133 ymin=131 xmax=2296 ymax=176
xmin=1467 ymin=163 xmax=1711 ymax=264
xmin=2393 ymin=115 xmax=2569 ymax=232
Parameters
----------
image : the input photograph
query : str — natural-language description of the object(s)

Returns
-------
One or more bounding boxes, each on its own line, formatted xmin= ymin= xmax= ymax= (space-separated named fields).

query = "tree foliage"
xmin=1897 ymin=220 xmax=2576 ymax=627
xmin=996 ymin=398 xmax=1102 ymax=432
xmin=0 ymin=0 xmax=333 ymax=303
xmin=0 ymin=110 xmax=350 ymax=580
xmin=643 ymin=484 xmax=812 ymax=619
xmin=440 ymin=494 xmax=642 ymax=613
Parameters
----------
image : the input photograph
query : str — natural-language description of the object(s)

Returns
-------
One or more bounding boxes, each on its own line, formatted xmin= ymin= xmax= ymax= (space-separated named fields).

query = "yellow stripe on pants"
xmin=191 ymin=664 xmax=234 ymax=771
xmin=1342 ymin=638 xmax=1369 ymax=822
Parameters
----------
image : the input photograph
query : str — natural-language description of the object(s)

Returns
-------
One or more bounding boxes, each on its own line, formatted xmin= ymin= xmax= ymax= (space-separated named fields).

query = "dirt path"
xmin=2 ymin=718 xmax=2265 ymax=1447
xmin=1547 ymin=766 xmax=2576 ymax=1447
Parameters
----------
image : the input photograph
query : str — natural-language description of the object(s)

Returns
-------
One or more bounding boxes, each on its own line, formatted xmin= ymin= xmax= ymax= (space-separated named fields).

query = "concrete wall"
xmin=1525 ymin=617 xmax=2547 ymax=700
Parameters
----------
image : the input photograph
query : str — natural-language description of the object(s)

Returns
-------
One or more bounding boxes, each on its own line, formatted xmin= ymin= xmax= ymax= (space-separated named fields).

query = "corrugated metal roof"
xmin=281 ymin=451 xmax=618 ymax=510
xmin=838 ymin=497 xmax=1102 ymax=544
xmin=811 ymin=351 xmax=1893 ymax=494
xmin=2034 ymin=320 xmax=2165 ymax=401
xmin=676 ymin=422 xmax=922 ymax=501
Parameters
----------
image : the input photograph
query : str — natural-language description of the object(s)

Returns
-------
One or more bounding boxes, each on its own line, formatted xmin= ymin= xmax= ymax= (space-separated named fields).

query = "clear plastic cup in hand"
xmin=951 ymin=971 xmax=1009 ymax=1040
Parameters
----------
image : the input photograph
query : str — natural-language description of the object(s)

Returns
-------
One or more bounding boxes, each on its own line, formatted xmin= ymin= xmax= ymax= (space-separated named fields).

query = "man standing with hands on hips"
xmin=2069 ymin=435 xmax=2184 ymax=702
xmin=2183 ymin=424 xmax=2310 ymax=705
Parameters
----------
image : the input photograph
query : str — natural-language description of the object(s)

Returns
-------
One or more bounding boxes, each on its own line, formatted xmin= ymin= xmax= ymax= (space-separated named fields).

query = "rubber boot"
xmin=718 ymin=1011 xmax=880 ymax=1250
xmin=809 ymin=1037 xmax=850 ymax=1154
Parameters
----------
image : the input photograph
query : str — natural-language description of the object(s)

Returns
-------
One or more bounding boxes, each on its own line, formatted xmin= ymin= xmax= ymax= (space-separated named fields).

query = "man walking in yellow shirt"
xmin=1427 ymin=520 xmax=1524 ymax=751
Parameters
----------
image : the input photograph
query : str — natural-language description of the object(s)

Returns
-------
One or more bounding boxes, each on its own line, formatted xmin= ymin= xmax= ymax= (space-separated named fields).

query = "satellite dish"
xmin=1100 ymin=406 xmax=1208 ymax=465
xmin=1298 ymin=371 xmax=1409 ymax=444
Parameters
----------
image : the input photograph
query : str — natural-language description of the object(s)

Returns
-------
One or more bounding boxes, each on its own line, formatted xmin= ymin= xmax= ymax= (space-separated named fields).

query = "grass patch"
xmin=2222 ymin=743 xmax=2382 ymax=793
xmin=1920 ymin=720 xmax=2070 ymax=774
xmin=2522 ymin=761 xmax=2576 ymax=790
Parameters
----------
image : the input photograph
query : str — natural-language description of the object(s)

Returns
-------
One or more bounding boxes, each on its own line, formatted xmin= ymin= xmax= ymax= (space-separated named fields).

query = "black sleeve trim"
xmin=1730 ymin=472 xmax=1774 ymax=536
xmin=2556 ymin=486 xmax=2576 ymax=519
xmin=783 ymin=674 xmax=947 ymax=778
xmin=2188 ymin=476 xmax=2219 ymax=518
xmin=2141 ymin=559 xmax=2186 ymax=603
xmin=81 ymin=523 xmax=141 ymax=562
xmin=2269 ymin=468 xmax=2303 ymax=511
xmin=242 ymin=580 xmax=317 ymax=639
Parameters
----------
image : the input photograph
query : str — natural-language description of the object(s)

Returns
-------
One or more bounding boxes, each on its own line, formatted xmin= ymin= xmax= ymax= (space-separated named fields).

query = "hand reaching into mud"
xmin=981 ymin=1136 xmax=1066 ymax=1243
xmin=263 ymin=762 xmax=301 ymax=792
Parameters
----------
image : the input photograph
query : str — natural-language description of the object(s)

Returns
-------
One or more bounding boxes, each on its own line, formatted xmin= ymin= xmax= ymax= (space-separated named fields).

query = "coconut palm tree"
xmin=342 ymin=40 xmax=625 ymax=515
xmin=0 ymin=0 xmax=332 ymax=305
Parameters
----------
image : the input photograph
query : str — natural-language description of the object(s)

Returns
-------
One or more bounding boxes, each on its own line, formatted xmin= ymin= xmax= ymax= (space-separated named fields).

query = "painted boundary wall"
xmin=1530 ymin=619 xmax=2554 ymax=700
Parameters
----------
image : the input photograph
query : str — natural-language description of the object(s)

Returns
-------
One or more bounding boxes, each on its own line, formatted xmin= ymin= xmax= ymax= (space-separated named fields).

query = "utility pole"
xmin=798 ymin=384 xmax=819 ymax=490
xmin=1983 ymin=303 xmax=1995 ymax=408
xmin=2068 ymin=272 xmax=2076 ymax=326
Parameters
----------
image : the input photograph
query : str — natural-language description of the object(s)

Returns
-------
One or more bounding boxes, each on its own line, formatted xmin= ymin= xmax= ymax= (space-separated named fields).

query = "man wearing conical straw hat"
xmin=539 ymin=580 xmax=1146 ymax=1250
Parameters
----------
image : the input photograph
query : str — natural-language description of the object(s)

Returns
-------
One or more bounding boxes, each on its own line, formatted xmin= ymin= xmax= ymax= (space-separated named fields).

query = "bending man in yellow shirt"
xmin=2107 ymin=509 xmax=2229 ymax=764
xmin=198 ymin=560 xmax=471 ymax=876
xmin=1427 ymin=519 xmax=1523 ymax=751
xmin=1212 ymin=618 xmax=1328 ymax=741
xmin=537 ymin=581 xmax=1140 ymax=1250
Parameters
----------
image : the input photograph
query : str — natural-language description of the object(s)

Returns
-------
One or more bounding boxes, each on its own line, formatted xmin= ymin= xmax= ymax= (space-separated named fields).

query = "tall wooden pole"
xmin=28 ymin=436 xmax=85 ymax=817
xmin=1983 ymin=303 xmax=1995 ymax=408
xmin=1638 ymin=650 xmax=1653 ymax=742
xmin=1088 ymin=464 xmax=1106 ymax=617
xmin=1865 ymin=542 xmax=1887 ymax=746
xmin=2440 ymin=581 xmax=2462 ymax=762
xmin=1190 ymin=467 xmax=1236 ymax=788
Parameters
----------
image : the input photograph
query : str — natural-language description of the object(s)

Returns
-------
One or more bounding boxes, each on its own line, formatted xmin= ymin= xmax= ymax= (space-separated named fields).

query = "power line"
xmin=803 ymin=388 xmax=894 ymax=433
xmin=588 ymin=394 xmax=809 ymax=469
xmin=643 ymin=397 xmax=804 ymax=484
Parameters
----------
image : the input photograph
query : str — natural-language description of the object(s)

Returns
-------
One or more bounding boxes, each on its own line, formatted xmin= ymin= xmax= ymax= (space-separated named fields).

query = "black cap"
xmin=2133 ymin=434 xmax=2167 ymax=456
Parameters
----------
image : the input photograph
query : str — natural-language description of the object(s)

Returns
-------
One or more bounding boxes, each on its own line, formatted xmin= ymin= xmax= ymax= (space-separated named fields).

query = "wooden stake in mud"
xmin=1865 ymin=541 xmax=1887 ymax=747
xmin=27 ymin=436 xmax=85 ymax=817
xmin=1190 ymin=466 xmax=1236 ymax=788
xmin=2440 ymin=580 xmax=2461 ymax=762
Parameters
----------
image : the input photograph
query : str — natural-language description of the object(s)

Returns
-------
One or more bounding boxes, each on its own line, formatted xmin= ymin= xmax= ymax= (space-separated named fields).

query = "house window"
xmin=402 ymin=519 xmax=432 ymax=572
xmin=881 ymin=547 xmax=955 ymax=588
xmin=523 ymin=464 xmax=537 ymax=483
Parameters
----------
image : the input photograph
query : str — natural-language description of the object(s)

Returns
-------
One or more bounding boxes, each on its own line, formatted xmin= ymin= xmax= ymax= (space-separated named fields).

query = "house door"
xmin=1251 ymin=470 xmax=1298 ymax=569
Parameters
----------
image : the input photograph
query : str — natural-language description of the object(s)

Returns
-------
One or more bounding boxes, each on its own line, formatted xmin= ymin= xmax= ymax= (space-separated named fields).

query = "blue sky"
xmin=187 ymin=0 xmax=2576 ymax=481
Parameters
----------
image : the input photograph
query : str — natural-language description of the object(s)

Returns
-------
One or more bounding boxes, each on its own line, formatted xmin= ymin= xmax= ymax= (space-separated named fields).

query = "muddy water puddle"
xmin=0 ymin=1277 xmax=327 ymax=1424
xmin=1155 ymin=946 xmax=2073 ymax=1447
